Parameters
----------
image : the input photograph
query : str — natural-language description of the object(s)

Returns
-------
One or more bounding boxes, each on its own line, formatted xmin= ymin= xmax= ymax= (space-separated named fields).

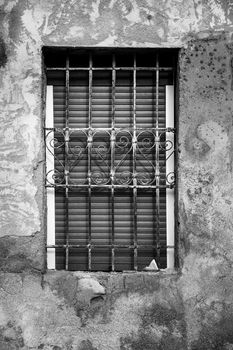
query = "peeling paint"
xmin=90 ymin=0 xmax=101 ymax=23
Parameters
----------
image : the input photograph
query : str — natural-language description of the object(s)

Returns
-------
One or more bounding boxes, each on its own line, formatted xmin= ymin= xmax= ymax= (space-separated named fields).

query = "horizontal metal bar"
xmin=45 ymin=184 xmax=174 ymax=189
xmin=47 ymin=244 xmax=174 ymax=249
xmin=46 ymin=67 xmax=173 ymax=71
xmin=44 ymin=127 xmax=175 ymax=132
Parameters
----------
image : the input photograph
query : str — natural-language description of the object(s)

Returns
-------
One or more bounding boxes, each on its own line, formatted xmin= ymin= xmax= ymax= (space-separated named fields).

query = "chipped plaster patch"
xmin=79 ymin=0 xmax=93 ymax=17
xmin=0 ymin=75 xmax=41 ymax=239
xmin=22 ymin=9 xmax=41 ymax=43
xmin=108 ymin=0 xmax=116 ymax=9
xmin=0 ymin=305 xmax=8 ymax=326
xmin=166 ymin=0 xmax=202 ymax=41
xmin=96 ymin=32 xmax=118 ymax=46
xmin=66 ymin=26 xmax=84 ymax=39
xmin=157 ymin=27 xmax=165 ymax=38
xmin=2 ymin=0 xmax=18 ymax=12
xmin=7 ymin=42 xmax=40 ymax=79
xmin=22 ymin=76 xmax=39 ymax=107
xmin=145 ymin=0 xmax=156 ymax=6
xmin=24 ymin=3 xmax=55 ymax=37
xmin=90 ymin=0 xmax=101 ymax=23
xmin=108 ymin=0 xmax=140 ymax=22
xmin=206 ymin=0 xmax=227 ymax=26
xmin=125 ymin=1 xmax=141 ymax=23
xmin=0 ymin=187 xmax=41 ymax=237
xmin=92 ymin=31 xmax=101 ymax=40
xmin=194 ymin=0 xmax=202 ymax=19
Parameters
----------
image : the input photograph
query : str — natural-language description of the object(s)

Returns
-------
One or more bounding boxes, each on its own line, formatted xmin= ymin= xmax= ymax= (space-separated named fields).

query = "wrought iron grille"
xmin=44 ymin=48 xmax=176 ymax=271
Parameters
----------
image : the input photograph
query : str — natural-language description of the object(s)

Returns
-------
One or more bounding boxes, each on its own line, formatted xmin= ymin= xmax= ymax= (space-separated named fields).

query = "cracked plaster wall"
xmin=1 ymin=0 xmax=233 ymax=349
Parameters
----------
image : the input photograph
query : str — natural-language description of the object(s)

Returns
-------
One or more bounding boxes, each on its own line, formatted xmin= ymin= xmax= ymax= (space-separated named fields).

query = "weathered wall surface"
xmin=1 ymin=0 xmax=233 ymax=349
xmin=0 ymin=272 xmax=185 ymax=350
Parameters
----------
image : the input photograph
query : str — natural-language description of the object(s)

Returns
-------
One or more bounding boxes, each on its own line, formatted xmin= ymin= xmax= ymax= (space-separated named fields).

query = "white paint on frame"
xmin=46 ymin=85 xmax=55 ymax=269
xmin=166 ymin=85 xmax=175 ymax=270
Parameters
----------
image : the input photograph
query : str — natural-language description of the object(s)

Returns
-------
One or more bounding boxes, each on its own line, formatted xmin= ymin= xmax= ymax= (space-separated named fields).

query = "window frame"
xmin=44 ymin=48 xmax=177 ymax=272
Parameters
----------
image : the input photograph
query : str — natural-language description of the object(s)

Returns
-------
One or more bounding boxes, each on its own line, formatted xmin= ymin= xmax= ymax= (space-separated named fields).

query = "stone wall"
xmin=1 ymin=0 xmax=233 ymax=349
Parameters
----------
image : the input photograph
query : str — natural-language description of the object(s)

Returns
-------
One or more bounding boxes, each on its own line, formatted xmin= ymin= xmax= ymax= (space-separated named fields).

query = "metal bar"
xmin=132 ymin=54 xmax=138 ymax=271
xmin=47 ymin=67 xmax=173 ymax=71
xmin=111 ymin=54 xmax=116 ymax=271
xmin=64 ymin=52 xmax=70 ymax=270
xmin=45 ymin=127 xmax=174 ymax=132
xmin=47 ymin=244 xmax=174 ymax=249
xmin=46 ymin=184 xmax=173 ymax=189
xmin=88 ymin=53 xmax=93 ymax=271
xmin=155 ymin=53 xmax=161 ymax=268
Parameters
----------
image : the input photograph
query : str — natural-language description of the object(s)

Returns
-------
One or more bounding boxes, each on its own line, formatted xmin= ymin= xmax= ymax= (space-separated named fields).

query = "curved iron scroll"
xmin=159 ymin=129 xmax=175 ymax=187
xmin=45 ymin=128 xmax=175 ymax=188
xmin=136 ymin=130 xmax=156 ymax=185
xmin=45 ymin=129 xmax=88 ymax=186
xmin=115 ymin=130 xmax=133 ymax=185
xmin=91 ymin=130 xmax=111 ymax=185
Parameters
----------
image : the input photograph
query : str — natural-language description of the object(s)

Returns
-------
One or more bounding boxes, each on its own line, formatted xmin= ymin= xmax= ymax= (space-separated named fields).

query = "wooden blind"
xmin=45 ymin=49 xmax=175 ymax=271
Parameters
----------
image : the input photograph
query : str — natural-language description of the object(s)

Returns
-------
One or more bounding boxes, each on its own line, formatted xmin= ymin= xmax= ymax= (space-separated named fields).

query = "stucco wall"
xmin=1 ymin=0 xmax=233 ymax=349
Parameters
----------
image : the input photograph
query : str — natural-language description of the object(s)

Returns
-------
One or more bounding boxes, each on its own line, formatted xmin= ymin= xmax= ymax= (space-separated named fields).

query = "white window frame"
xmin=46 ymin=85 xmax=56 ymax=269
xmin=166 ymin=85 xmax=175 ymax=270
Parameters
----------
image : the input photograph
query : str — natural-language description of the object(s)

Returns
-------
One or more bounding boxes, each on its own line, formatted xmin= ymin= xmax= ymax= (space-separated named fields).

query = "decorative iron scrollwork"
xmin=45 ymin=127 xmax=175 ymax=188
xmin=91 ymin=171 xmax=109 ymax=185
xmin=91 ymin=130 xmax=111 ymax=185
xmin=115 ymin=171 xmax=133 ymax=185
xmin=136 ymin=130 xmax=156 ymax=185
xmin=166 ymin=172 xmax=175 ymax=187
xmin=68 ymin=130 xmax=88 ymax=175
xmin=115 ymin=130 xmax=133 ymax=185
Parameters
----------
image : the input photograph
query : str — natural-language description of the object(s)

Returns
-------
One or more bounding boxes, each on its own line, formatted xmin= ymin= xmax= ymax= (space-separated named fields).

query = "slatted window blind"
xmin=44 ymin=48 xmax=176 ymax=272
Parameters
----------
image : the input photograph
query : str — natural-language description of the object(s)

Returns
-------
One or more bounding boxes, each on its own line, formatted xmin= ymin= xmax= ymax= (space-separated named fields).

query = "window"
xmin=44 ymin=48 xmax=176 ymax=272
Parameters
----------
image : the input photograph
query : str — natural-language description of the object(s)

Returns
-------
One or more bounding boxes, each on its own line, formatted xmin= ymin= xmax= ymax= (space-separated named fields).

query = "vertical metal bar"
xmin=65 ymin=53 xmax=70 ymax=270
xmin=88 ymin=53 xmax=93 ymax=271
xmin=155 ymin=53 xmax=161 ymax=268
xmin=111 ymin=54 xmax=116 ymax=271
xmin=132 ymin=54 xmax=138 ymax=271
